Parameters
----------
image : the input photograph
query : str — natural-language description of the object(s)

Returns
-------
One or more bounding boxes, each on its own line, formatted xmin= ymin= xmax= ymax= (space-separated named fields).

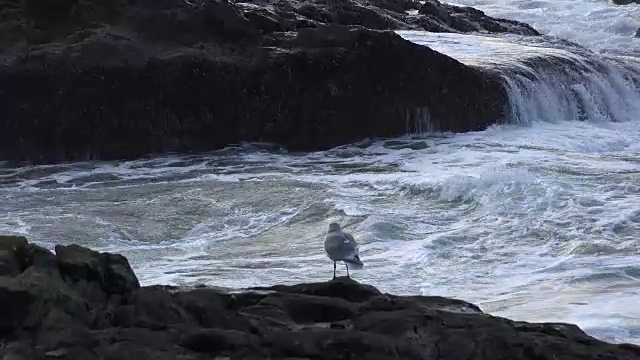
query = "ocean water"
xmin=1 ymin=0 xmax=640 ymax=346
xmin=450 ymin=0 xmax=640 ymax=55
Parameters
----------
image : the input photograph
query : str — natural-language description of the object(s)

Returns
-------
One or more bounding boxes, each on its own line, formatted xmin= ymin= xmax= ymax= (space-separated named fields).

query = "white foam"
xmin=2 ymin=120 xmax=639 ymax=343
xmin=445 ymin=0 xmax=640 ymax=55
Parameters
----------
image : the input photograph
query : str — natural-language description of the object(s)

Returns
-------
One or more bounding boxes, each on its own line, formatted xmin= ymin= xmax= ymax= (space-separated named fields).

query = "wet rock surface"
xmin=0 ymin=0 xmax=539 ymax=163
xmin=1 ymin=236 xmax=640 ymax=360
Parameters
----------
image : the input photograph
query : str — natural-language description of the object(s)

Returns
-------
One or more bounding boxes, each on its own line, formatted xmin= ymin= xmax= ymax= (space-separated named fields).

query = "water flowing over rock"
xmin=0 ymin=0 xmax=538 ymax=163
xmin=1 ymin=236 xmax=640 ymax=360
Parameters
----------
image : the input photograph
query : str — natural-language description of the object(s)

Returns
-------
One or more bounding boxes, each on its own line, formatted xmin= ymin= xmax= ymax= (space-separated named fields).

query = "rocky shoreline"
xmin=1 ymin=235 xmax=640 ymax=359
xmin=0 ymin=0 xmax=541 ymax=163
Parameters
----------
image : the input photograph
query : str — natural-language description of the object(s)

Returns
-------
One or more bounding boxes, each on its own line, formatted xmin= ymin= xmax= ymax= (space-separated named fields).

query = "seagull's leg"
xmin=345 ymin=263 xmax=350 ymax=278
xmin=333 ymin=261 xmax=336 ymax=279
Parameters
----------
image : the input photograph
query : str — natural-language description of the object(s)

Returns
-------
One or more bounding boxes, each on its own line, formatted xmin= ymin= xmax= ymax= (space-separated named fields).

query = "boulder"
xmin=0 ymin=235 xmax=28 ymax=276
xmin=0 ymin=277 xmax=35 ymax=336
xmin=0 ymin=0 xmax=540 ymax=163
xmin=0 ymin=235 xmax=29 ymax=251
xmin=270 ymin=0 xmax=539 ymax=35
xmin=417 ymin=0 xmax=538 ymax=34
xmin=1 ymin=237 xmax=640 ymax=360
xmin=0 ymin=235 xmax=58 ymax=275
xmin=0 ymin=239 xmax=140 ymax=341
xmin=55 ymin=243 xmax=140 ymax=295
xmin=0 ymin=25 xmax=508 ymax=162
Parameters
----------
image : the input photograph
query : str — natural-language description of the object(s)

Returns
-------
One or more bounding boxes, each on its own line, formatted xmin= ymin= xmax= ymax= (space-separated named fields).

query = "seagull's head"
xmin=328 ymin=222 xmax=341 ymax=232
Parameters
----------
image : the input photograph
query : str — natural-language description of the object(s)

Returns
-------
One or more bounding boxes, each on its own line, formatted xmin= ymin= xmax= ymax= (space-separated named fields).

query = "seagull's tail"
xmin=344 ymin=255 xmax=364 ymax=270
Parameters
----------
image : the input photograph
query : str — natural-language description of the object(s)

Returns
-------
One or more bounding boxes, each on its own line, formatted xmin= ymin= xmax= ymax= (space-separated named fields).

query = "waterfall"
xmin=398 ymin=31 xmax=640 ymax=127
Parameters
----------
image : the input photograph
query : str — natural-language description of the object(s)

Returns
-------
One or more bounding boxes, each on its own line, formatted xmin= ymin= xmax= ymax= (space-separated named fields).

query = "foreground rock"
xmin=1 ymin=235 xmax=640 ymax=360
xmin=0 ymin=0 xmax=537 ymax=163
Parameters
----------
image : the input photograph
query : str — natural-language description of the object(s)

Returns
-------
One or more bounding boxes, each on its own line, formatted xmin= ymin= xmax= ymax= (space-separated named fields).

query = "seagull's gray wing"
xmin=338 ymin=230 xmax=363 ymax=267
xmin=343 ymin=231 xmax=357 ymax=245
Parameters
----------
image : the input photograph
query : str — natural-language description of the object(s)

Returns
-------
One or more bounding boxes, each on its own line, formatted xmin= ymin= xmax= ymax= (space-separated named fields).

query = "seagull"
xmin=324 ymin=222 xmax=363 ymax=279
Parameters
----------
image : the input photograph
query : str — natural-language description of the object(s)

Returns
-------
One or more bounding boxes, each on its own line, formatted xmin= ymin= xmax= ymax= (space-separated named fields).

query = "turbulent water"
xmin=1 ymin=0 xmax=639 ymax=346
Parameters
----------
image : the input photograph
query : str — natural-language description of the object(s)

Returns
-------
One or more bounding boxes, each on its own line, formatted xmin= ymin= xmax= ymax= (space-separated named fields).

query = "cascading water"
xmin=399 ymin=31 xmax=640 ymax=126
xmin=501 ymin=54 xmax=640 ymax=125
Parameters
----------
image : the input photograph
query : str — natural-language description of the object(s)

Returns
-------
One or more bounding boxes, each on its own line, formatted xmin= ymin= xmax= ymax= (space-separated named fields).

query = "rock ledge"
xmin=0 ymin=0 xmax=538 ymax=163
xmin=2 ymin=235 xmax=638 ymax=360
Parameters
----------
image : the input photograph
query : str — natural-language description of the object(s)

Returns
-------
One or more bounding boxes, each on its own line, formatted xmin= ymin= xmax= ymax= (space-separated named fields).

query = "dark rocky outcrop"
xmin=233 ymin=0 xmax=540 ymax=35
xmin=0 ymin=26 xmax=509 ymax=162
xmin=1 ymin=236 xmax=640 ymax=360
xmin=611 ymin=0 xmax=639 ymax=5
xmin=0 ymin=0 xmax=539 ymax=163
